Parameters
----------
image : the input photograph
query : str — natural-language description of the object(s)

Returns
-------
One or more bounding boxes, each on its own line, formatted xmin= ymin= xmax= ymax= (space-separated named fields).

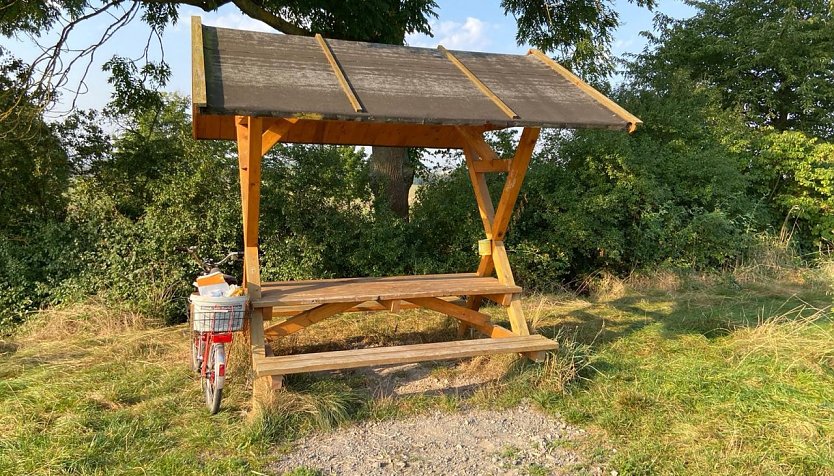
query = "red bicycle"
xmin=184 ymin=248 xmax=246 ymax=414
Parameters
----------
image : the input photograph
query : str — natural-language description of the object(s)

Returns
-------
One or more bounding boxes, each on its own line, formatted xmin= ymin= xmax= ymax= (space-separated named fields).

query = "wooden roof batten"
xmin=527 ymin=49 xmax=642 ymax=133
xmin=190 ymin=16 xmax=642 ymax=147
xmin=314 ymin=34 xmax=365 ymax=113
xmin=437 ymin=45 xmax=519 ymax=120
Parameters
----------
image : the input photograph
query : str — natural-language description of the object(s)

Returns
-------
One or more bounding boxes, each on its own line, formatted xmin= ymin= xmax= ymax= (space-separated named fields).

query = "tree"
xmin=0 ymin=52 xmax=71 ymax=232
xmin=627 ymin=0 xmax=834 ymax=251
xmin=501 ymin=0 xmax=657 ymax=82
xmin=639 ymin=0 xmax=834 ymax=138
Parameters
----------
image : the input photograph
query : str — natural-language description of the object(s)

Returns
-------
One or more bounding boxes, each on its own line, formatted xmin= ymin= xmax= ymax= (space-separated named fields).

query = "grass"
xmin=0 ymin=265 xmax=832 ymax=475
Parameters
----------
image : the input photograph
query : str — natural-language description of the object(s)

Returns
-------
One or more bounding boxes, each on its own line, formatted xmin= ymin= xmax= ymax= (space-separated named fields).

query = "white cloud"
xmin=613 ymin=37 xmax=637 ymax=53
xmin=407 ymin=17 xmax=493 ymax=51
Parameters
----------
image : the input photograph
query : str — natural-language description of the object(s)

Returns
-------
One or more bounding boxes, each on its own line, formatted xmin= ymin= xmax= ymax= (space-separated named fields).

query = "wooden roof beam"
xmin=456 ymin=126 xmax=500 ymax=161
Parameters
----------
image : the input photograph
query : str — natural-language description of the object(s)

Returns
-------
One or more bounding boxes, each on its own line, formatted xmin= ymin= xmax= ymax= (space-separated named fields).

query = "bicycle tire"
xmin=204 ymin=344 xmax=225 ymax=414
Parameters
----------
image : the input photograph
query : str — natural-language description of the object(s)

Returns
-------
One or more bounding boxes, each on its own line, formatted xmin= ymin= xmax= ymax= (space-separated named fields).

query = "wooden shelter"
xmin=190 ymin=17 xmax=641 ymax=397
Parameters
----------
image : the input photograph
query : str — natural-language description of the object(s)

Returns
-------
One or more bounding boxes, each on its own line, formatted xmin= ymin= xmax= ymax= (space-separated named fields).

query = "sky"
xmin=1 ymin=0 xmax=696 ymax=116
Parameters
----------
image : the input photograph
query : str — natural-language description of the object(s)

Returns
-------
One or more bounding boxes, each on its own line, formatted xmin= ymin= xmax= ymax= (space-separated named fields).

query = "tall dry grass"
xmin=16 ymin=300 xmax=156 ymax=344
xmin=730 ymin=303 xmax=834 ymax=373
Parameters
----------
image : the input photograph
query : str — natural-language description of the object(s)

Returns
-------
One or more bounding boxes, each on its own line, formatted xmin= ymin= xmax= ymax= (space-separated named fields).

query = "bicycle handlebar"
xmin=177 ymin=246 xmax=241 ymax=273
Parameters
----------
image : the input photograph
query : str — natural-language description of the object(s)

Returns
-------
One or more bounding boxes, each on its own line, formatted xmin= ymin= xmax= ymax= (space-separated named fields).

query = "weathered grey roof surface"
xmin=193 ymin=22 xmax=640 ymax=131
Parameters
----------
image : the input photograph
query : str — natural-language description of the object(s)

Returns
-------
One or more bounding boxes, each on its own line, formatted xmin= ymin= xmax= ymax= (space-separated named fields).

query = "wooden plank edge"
xmin=263 ymin=297 xmax=465 ymax=317
xmin=527 ymin=49 xmax=642 ymax=133
xmin=191 ymin=16 xmax=207 ymax=107
xmin=253 ymin=336 xmax=557 ymax=376
xmin=252 ymin=284 xmax=522 ymax=307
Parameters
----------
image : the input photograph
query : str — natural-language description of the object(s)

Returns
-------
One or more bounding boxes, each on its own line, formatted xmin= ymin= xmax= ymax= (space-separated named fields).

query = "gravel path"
xmin=272 ymin=404 xmax=611 ymax=475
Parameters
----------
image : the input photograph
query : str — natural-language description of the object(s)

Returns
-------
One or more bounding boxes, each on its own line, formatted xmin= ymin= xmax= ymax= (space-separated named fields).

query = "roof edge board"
xmin=191 ymin=16 xmax=207 ymax=107
xmin=527 ymin=49 xmax=642 ymax=133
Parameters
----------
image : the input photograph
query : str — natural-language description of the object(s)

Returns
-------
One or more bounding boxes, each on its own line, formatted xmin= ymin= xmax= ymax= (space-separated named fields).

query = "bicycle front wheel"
xmin=203 ymin=343 xmax=225 ymax=414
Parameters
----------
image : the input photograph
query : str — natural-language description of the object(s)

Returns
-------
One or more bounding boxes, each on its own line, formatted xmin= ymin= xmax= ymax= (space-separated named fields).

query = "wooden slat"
xmin=191 ymin=17 xmax=207 ymax=107
xmin=528 ymin=49 xmax=642 ymax=133
xmin=471 ymin=159 xmax=512 ymax=173
xmin=253 ymin=273 xmax=520 ymax=307
xmin=315 ymin=34 xmax=365 ymax=113
xmin=438 ymin=45 xmax=519 ymax=120
xmin=254 ymin=335 xmax=557 ymax=376
xmin=267 ymin=296 xmax=465 ymax=317
xmin=264 ymin=301 xmax=360 ymax=338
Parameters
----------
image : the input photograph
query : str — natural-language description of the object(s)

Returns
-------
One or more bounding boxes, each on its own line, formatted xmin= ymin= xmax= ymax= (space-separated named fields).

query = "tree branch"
xmin=140 ymin=0 xmax=235 ymax=11
xmin=230 ymin=0 xmax=310 ymax=36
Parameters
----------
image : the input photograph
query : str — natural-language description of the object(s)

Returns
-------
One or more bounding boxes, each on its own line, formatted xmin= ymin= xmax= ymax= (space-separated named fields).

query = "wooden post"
xmin=459 ymin=143 xmax=495 ymax=336
xmin=236 ymin=116 xmax=272 ymax=399
xmin=237 ymin=116 xmax=299 ymax=401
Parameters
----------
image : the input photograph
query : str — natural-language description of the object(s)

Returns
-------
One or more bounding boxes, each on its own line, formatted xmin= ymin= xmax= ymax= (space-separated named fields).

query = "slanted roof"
xmin=190 ymin=17 xmax=641 ymax=147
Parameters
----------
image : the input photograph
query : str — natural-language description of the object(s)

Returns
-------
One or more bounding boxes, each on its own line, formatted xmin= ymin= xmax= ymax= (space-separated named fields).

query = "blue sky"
xmin=2 ymin=0 xmax=695 ymax=116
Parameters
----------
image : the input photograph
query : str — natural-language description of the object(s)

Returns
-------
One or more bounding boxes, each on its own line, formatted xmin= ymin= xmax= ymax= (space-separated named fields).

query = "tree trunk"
xmin=370 ymin=146 xmax=413 ymax=219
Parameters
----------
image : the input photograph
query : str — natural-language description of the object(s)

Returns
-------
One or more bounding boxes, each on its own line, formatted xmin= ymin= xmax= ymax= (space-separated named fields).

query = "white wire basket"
xmin=189 ymin=294 xmax=248 ymax=332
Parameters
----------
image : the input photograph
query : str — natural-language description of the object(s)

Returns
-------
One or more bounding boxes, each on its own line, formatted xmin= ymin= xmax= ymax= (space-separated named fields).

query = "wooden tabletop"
xmin=253 ymin=273 xmax=521 ymax=307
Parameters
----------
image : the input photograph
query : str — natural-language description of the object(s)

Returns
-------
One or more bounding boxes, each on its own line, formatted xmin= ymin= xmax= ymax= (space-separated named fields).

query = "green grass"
xmin=0 ymin=269 xmax=832 ymax=474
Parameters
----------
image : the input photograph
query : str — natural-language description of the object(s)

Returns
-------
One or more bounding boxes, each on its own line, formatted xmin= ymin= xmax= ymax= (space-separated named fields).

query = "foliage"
xmin=0 ymin=53 xmax=69 ymax=231
xmin=641 ymin=0 xmax=834 ymax=138
xmin=754 ymin=130 xmax=834 ymax=248
xmin=502 ymin=0 xmax=656 ymax=81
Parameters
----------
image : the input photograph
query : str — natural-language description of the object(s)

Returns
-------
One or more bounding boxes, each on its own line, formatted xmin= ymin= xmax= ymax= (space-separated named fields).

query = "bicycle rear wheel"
xmin=203 ymin=343 xmax=225 ymax=414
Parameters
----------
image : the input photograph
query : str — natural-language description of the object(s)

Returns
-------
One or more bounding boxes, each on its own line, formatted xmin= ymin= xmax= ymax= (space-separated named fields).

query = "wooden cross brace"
xmin=455 ymin=126 xmax=541 ymax=337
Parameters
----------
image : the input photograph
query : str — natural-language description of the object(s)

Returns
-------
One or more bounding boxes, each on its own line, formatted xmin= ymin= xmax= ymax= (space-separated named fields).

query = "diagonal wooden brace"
xmin=404 ymin=297 xmax=515 ymax=338
xmin=264 ymin=301 xmax=361 ymax=338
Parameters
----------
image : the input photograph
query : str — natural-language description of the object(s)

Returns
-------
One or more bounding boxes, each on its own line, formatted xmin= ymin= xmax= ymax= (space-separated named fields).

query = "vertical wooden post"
xmin=236 ymin=116 xmax=269 ymax=401
xmin=238 ymin=117 xmax=299 ymax=401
